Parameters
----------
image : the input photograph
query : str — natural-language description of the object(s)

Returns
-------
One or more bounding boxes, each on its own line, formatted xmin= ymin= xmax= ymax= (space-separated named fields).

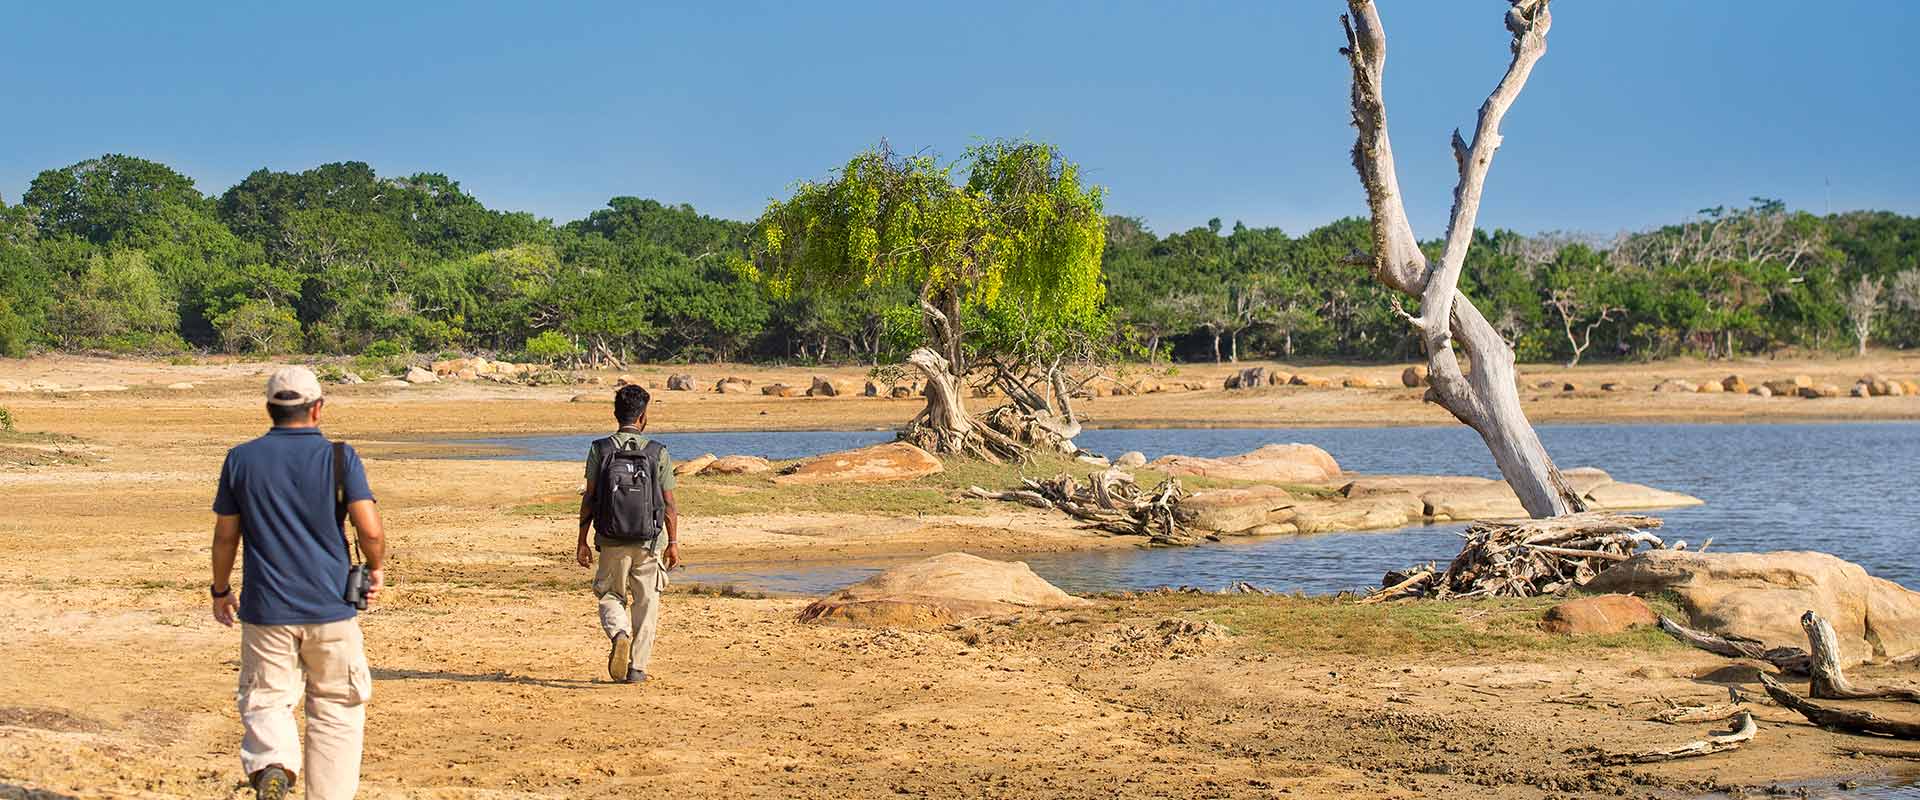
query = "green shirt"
xmin=585 ymin=430 xmax=676 ymax=552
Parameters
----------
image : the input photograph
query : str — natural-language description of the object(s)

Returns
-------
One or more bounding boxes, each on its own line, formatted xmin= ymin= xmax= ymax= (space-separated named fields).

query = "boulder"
xmin=863 ymin=381 xmax=881 ymax=397
xmin=807 ymin=376 xmax=852 ymax=397
xmin=1905 ymin=380 xmax=1920 ymax=396
xmin=430 ymin=358 xmax=464 ymax=376
xmin=455 ymin=368 xmax=479 ymax=380
xmin=1401 ymin=364 xmax=1429 ymax=387
xmin=613 ymin=374 xmax=638 ymax=387
xmin=1749 ymin=385 xmax=1773 ymax=398
xmin=1601 ymin=382 xmax=1629 ymax=392
xmin=715 ymin=379 xmax=753 ymax=394
xmin=1539 ymin=594 xmax=1658 ymax=636
xmin=1536 ymin=379 xmax=1559 ymax=390
xmin=1267 ymin=371 xmax=1291 ymax=386
xmin=673 ymin=453 xmax=718 ymax=477
xmin=1762 ymin=379 xmax=1800 ymax=396
xmin=1721 ymin=375 xmax=1748 ymax=393
xmin=703 ymin=455 xmax=774 ymax=475
xmin=1851 ymin=382 xmax=1872 ymax=398
xmin=762 ymin=384 xmax=805 ymax=398
xmin=1182 ymin=486 xmax=1298 ymax=533
xmin=1344 ymin=376 xmax=1388 ymax=390
xmin=1148 ymin=443 xmax=1340 ymax=483
xmin=1792 ymin=374 xmax=1814 ymax=389
xmin=798 ymin=552 xmax=1091 ymax=627
xmin=1862 ymin=376 xmax=1893 ymax=397
xmin=773 ymin=442 xmax=943 ymax=486
xmin=1561 ymin=382 xmax=1581 ymax=393
xmin=1694 ymin=380 xmax=1722 ymax=394
xmin=890 ymin=385 xmax=916 ymax=399
xmin=1288 ymin=374 xmax=1333 ymax=389
xmin=1420 ymin=469 xmax=1700 ymax=520
xmin=1653 ymin=379 xmax=1696 ymax=393
xmin=666 ymin=374 xmax=695 ymax=391
xmin=1888 ymin=380 xmax=1907 ymax=397
xmin=339 ymin=371 xmax=365 ymax=385
xmin=1114 ymin=451 xmax=1148 ymax=468
xmin=1585 ymin=550 xmax=1920 ymax=665
xmin=404 ymin=366 xmax=437 ymax=384
xmin=1798 ymin=383 xmax=1841 ymax=399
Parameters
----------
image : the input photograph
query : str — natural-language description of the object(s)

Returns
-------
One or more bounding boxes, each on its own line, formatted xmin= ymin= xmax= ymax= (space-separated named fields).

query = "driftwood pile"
xmin=1365 ymin=512 xmax=1672 ymax=602
xmin=968 ymin=468 xmax=1201 ymax=546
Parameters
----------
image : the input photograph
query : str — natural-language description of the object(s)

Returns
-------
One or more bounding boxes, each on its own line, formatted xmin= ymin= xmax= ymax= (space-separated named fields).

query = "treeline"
xmin=1 ymin=154 xmax=1916 ymax=365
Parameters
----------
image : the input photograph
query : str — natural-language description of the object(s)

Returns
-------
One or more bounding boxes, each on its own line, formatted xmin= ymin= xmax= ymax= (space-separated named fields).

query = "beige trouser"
xmin=594 ymin=543 xmax=667 ymax=672
xmin=237 ymin=619 xmax=371 ymax=800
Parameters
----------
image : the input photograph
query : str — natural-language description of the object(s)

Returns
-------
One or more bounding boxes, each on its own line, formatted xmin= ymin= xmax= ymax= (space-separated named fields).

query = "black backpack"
xmin=592 ymin=437 xmax=667 ymax=543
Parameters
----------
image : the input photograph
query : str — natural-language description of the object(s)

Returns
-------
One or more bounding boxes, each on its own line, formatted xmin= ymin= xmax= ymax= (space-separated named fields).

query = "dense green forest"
xmin=1 ymin=154 xmax=1916 ymax=366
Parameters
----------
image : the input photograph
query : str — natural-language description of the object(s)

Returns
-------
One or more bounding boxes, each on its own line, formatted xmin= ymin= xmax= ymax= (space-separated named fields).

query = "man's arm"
xmin=576 ymin=480 xmax=595 ymax=568
xmin=210 ymin=514 xmax=242 ymax=626
xmin=661 ymin=489 xmax=680 ymax=570
xmin=347 ymin=499 xmax=386 ymax=602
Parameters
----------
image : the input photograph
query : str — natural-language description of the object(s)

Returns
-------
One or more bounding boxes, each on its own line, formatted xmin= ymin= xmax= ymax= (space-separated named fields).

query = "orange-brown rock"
xmin=1148 ymin=444 xmax=1340 ymax=483
xmin=773 ymin=442 xmax=943 ymax=486
xmin=1540 ymin=594 xmax=1657 ymax=635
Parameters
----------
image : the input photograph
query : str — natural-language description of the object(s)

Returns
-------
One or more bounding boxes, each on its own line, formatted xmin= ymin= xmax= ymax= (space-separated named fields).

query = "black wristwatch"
xmin=210 ymin=584 xmax=232 ymax=598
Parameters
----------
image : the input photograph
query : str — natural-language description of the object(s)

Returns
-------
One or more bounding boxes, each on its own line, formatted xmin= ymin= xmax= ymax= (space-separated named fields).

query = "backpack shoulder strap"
xmin=641 ymin=440 xmax=665 ymax=461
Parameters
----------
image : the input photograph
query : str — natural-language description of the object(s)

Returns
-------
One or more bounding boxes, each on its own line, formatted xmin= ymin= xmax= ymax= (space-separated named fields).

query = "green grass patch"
xmin=1186 ymin=594 xmax=1684 ymax=657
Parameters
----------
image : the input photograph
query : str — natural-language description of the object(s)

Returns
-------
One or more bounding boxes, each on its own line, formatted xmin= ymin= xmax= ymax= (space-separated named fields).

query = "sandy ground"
xmin=2 ymin=354 xmax=1919 ymax=798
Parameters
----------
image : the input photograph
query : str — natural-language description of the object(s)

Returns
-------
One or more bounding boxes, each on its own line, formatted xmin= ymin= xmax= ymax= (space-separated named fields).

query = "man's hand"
xmin=576 ymin=541 xmax=594 ymax=568
xmin=663 ymin=541 xmax=681 ymax=571
xmin=212 ymin=591 xmax=239 ymax=627
xmin=367 ymin=568 xmax=385 ymax=604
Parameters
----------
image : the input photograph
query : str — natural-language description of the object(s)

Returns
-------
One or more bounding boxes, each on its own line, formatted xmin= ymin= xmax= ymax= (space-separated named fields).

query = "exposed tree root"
xmin=969 ymin=468 xmax=1200 ymax=546
xmin=1802 ymin=611 xmax=1920 ymax=703
xmin=1604 ymin=711 xmax=1757 ymax=764
xmin=1655 ymin=615 xmax=1811 ymax=675
xmin=1759 ymin=673 xmax=1920 ymax=739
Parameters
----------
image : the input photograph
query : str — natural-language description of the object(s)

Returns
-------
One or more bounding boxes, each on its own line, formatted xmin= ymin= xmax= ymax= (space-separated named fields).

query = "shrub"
xmin=520 ymin=331 xmax=580 ymax=365
xmin=0 ymin=407 xmax=14 ymax=432
xmin=213 ymin=300 xmax=302 ymax=355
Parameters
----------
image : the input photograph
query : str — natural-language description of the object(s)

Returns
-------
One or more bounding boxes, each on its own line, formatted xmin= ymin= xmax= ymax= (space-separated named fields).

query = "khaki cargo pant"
xmin=594 ymin=543 xmax=667 ymax=672
xmin=237 ymin=619 xmax=371 ymax=800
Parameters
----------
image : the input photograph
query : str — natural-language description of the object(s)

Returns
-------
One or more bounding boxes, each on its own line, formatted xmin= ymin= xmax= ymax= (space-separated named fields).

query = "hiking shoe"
xmin=607 ymin=632 xmax=632 ymax=681
xmin=624 ymin=669 xmax=648 ymax=684
xmin=251 ymin=765 xmax=291 ymax=800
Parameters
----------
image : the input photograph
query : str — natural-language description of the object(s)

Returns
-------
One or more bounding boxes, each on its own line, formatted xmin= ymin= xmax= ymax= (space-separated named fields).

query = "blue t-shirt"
xmin=213 ymin=427 xmax=375 ymax=626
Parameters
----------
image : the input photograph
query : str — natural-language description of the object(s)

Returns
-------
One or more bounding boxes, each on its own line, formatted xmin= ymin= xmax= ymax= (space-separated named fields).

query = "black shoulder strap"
xmin=333 ymin=442 xmax=361 ymax=562
xmin=642 ymin=440 xmax=665 ymax=461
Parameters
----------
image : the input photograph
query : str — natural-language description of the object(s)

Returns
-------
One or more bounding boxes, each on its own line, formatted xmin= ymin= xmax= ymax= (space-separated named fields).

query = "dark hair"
xmin=267 ymin=397 xmax=318 ymax=425
xmin=614 ymin=385 xmax=651 ymax=426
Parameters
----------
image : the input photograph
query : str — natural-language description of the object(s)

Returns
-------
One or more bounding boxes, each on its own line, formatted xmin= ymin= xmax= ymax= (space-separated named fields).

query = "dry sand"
xmin=1 ymin=354 xmax=1918 ymax=798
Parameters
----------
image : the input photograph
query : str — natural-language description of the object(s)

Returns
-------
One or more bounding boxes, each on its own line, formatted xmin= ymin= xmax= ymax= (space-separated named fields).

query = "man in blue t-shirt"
xmin=210 ymin=366 xmax=387 ymax=800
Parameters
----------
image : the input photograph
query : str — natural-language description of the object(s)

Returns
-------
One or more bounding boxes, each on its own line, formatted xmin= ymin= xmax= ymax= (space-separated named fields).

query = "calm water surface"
xmin=459 ymin=423 xmax=1920 ymax=594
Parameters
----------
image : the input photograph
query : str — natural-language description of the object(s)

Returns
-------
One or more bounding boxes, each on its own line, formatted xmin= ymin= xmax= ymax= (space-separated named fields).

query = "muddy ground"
xmin=1 ymin=354 xmax=1918 ymax=798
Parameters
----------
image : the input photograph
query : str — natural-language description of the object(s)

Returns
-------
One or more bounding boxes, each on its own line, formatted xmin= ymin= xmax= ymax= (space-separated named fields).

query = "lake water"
xmin=458 ymin=423 xmax=1920 ymax=595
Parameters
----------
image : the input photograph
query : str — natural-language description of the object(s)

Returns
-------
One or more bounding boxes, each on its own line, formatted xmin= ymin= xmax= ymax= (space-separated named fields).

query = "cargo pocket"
xmin=345 ymin=656 xmax=373 ymax=705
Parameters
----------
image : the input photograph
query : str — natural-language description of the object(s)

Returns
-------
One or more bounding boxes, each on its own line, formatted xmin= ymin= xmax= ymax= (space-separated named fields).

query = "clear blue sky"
xmin=4 ymin=2 xmax=1916 ymax=238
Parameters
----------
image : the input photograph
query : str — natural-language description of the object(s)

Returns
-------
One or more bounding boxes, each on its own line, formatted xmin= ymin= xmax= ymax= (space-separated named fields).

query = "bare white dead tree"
xmin=1339 ymin=0 xmax=1585 ymax=517
xmin=1544 ymin=289 xmax=1622 ymax=368
xmin=1892 ymin=269 xmax=1920 ymax=313
xmin=1845 ymin=274 xmax=1883 ymax=357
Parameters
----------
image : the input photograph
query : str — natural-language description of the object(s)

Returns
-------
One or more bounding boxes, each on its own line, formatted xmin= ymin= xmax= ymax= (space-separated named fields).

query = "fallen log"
xmin=1656 ymin=615 xmax=1811 ymax=675
xmin=1606 ymin=711 xmax=1757 ymax=764
xmin=1802 ymin=610 xmax=1920 ymax=703
xmin=1365 ymin=512 xmax=1666 ymax=601
xmin=1758 ymin=673 xmax=1920 ymax=739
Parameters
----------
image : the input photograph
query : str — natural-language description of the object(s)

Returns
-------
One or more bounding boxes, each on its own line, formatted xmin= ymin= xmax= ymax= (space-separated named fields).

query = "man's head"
xmin=265 ymin=366 xmax=325 ymax=427
xmin=614 ymin=384 xmax=650 ymax=429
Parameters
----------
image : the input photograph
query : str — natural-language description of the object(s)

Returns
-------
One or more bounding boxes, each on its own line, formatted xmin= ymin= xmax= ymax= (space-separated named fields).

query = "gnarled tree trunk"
xmin=1338 ymin=0 xmax=1584 ymax=518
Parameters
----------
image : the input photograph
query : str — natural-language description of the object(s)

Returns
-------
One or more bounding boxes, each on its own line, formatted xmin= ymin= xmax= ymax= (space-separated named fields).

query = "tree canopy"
xmin=0 ymin=153 xmax=1914 ymax=367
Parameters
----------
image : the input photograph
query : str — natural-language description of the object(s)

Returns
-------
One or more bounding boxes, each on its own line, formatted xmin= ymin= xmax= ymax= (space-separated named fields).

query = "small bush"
xmin=0 ymin=407 xmax=14 ymax=433
xmin=520 ymin=331 xmax=579 ymax=365
xmin=314 ymin=364 xmax=348 ymax=383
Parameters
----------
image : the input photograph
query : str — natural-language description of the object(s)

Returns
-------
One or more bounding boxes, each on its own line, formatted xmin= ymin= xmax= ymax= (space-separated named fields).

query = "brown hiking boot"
xmin=607 ymin=632 xmax=632 ymax=681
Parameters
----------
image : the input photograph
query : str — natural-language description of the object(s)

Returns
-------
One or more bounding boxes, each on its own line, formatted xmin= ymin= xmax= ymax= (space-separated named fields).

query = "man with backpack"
xmin=577 ymin=384 xmax=680 ymax=684
xmin=209 ymin=366 xmax=386 ymax=800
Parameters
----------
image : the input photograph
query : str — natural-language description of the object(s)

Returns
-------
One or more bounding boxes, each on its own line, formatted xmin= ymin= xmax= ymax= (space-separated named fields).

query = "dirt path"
xmin=1 ymin=354 xmax=1918 ymax=797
